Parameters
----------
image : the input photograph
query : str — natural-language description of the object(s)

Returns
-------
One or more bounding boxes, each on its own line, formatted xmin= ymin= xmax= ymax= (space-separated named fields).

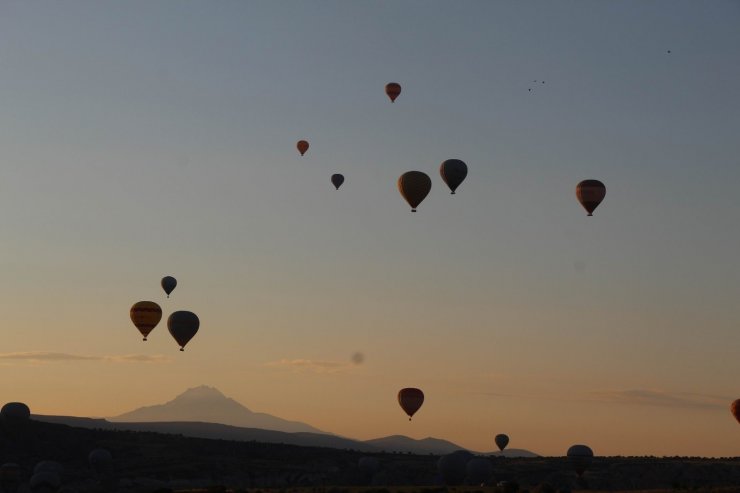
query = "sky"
xmin=1 ymin=0 xmax=739 ymax=457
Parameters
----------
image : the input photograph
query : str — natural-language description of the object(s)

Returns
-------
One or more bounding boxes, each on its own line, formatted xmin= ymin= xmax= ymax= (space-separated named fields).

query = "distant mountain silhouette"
xmin=365 ymin=435 xmax=467 ymax=454
xmin=34 ymin=415 xmax=377 ymax=451
xmin=110 ymin=385 xmax=326 ymax=434
xmin=365 ymin=435 xmax=539 ymax=457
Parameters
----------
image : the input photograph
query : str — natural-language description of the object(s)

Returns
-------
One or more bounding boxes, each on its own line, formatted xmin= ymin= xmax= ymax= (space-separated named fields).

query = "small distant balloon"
xmin=437 ymin=450 xmax=474 ymax=485
xmin=495 ymin=434 xmax=509 ymax=452
xmin=351 ymin=352 xmax=365 ymax=365
xmin=567 ymin=444 xmax=594 ymax=478
xmin=297 ymin=140 xmax=309 ymax=156
xmin=130 ymin=301 xmax=162 ymax=341
xmin=331 ymin=174 xmax=345 ymax=190
xmin=398 ymin=171 xmax=432 ymax=212
xmin=398 ymin=388 xmax=424 ymax=420
xmin=732 ymin=399 xmax=739 ymax=424
xmin=167 ymin=311 xmax=199 ymax=351
xmin=575 ymin=179 xmax=606 ymax=216
xmin=161 ymin=276 xmax=177 ymax=298
xmin=385 ymin=82 xmax=401 ymax=103
xmin=439 ymin=159 xmax=468 ymax=194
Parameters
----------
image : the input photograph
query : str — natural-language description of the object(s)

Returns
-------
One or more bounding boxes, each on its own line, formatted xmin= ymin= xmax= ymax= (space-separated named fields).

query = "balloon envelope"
xmin=398 ymin=171 xmax=432 ymax=212
xmin=732 ymin=399 xmax=740 ymax=424
xmin=167 ymin=311 xmax=199 ymax=351
xmin=576 ymin=180 xmax=606 ymax=216
xmin=130 ymin=301 xmax=162 ymax=341
xmin=1 ymin=402 xmax=30 ymax=421
xmin=439 ymin=159 xmax=468 ymax=194
xmin=88 ymin=448 xmax=113 ymax=474
xmin=161 ymin=276 xmax=177 ymax=297
xmin=437 ymin=450 xmax=474 ymax=485
xmin=297 ymin=140 xmax=309 ymax=156
xmin=567 ymin=444 xmax=594 ymax=477
xmin=495 ymin=434 xmax=509 ymax=452
xmin=466 ymin=457 xmax=493 ymax=485
xmin=398 ymin=388 xmax=424 ymax=420
xmin=385 ymin=82 xmax=401 ymax=102
xmin=331 ymin=174 xmax=345 ymax=190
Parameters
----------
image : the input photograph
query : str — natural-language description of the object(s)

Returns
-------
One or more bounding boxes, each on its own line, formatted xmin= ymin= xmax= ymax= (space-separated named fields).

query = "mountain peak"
xmin=110 ymin=385 xmax=327 ymax=435
xmin=177 ymin=385 xmax=227 ymax=400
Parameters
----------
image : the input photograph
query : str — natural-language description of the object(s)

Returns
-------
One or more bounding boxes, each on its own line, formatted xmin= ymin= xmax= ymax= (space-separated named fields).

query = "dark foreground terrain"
xmin=1 ymin=419 xmax=738 ymax=492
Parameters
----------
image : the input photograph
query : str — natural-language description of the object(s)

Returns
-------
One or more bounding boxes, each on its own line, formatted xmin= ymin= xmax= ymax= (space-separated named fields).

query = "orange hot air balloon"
xmin=297 ymin=140 xmax=309 ymax=156
xmin=732 ymin=399 xmax=740 ymax=424
xmin=167 ymin=310 xmax=199 ymax=351
xmin=576 ymin=179 xmax=606 ymax=216
xmin=385 ymin=82 xmax=401 ymax=103
xmin=398 ymin=388 xmax=424 ymax=420
xmin=130 ymin=301 xmax=162 ymax=341
xmin=440 ymin=159 xmax=468 ymax=194
xmin=398 ymin=171 xmax=432 ymax=212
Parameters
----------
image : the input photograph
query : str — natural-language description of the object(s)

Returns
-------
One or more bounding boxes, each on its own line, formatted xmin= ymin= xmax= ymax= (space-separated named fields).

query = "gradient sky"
xmin=1 ymin=1 xmax=739 ymax=457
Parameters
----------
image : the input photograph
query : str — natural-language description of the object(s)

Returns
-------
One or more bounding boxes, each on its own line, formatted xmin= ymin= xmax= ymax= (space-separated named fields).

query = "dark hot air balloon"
xmin=576 ymin=180 xmax=606 ymax=216
xmin=437 ymin=450 xmax=473 ymax=485
xmin=331 ymin=174 xmax=345 ymax=190
xmin=130 ymin=301 xmax=162 ymax=341
xmin=731 ymin=399 xmax=739 ymax=424
xmin=161 ymin=276 xmax=177 ymax=298
xmin=567 ymin=444 xmax=593 ymax=478
xmin=385 ymin=82 xmax=401 ymax=102
xmin=297 ymin=140 xmax=309 ymax=156
xmin=440 ymin=159 xmax=468 ymax=194
xmin=398 ymin=171 xmax=431 ymax=212
xmin=495 ymin=434 xmax=509 ymax=452
xmin=1 ymin=403 xmax=30 ymax=422
xmin=466 ymin=457 xmax=493 ymax=485
xmin=88 ymin=448 xmax=113 ymax=475
xmin=168 ymin=311 xmax=199 ymax=351
xmin=0 ymin=463 xmax=21 ymax=493
xmin=398 ymin=388 xmax=424 ymax=420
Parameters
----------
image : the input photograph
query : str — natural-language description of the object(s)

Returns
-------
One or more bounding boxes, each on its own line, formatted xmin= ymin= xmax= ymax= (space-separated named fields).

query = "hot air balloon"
xmin=1 ymin=402 xmax=30 ymax=422
xmin=385 ymin=82 xmax=401 ymax=103
xmin=576 ymin=180 xmax=606 ymax=216
xmin=398 ymin=388 xmax=424 ymax=420
xmin=567 ymin=444 xmax=593 ymax=478
xmin=495 ymin=434 xmax=509 ymax=452
xmin=437 ymin=450 xmax=473 ymax=485
xmin=161 ymin=276 xmax=177 ymax=298
xmin=732 ymin=399 xmax=739 ymax=424
xmin=466 ymin=457 xmax=493 ymax=485
xmin=331 ymin=174 xmax=345 ymax=190
xmin=88 ymin=449 xmax=113 ymax=475
xmin=297 ymin=140 xmax=309 ymax=156
xmin=440 ymin=159 xmax=468 ymax=194
xmin=398 ymin=171 xmax=431 ymax=212
xmin=167 ymin=311 xmax=199 ymax=351
xmin=129 ymin=301 xmax=162 ymax=341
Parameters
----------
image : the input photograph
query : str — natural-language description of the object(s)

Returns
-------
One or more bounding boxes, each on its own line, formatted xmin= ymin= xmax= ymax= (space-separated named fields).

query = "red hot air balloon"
xmin=398 ymin=171 xmax=432 ymax=212
xmin=297 ymin=140 xmax=309 ymax=156
xmin=440 ymin=159 xmax=468 ymax=194
xmin=576 ymin=180 xmax=606 ymax=216
xmin=732 ymin=399 xmax=740 ymax=424
xmin=167 ymin=311 xmax=199 ymax=351
xmin=331 ymin=174 xmax=345 ymax=190
xmin=398 ymin=388 xmax=424 ymax=420
xmin=385 ymin=82 xmax=401 ymax=103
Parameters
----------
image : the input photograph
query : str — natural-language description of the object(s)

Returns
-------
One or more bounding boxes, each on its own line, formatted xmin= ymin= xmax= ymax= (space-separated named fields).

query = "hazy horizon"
xmin=1 ymin=1 xmax=739 ymax=458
